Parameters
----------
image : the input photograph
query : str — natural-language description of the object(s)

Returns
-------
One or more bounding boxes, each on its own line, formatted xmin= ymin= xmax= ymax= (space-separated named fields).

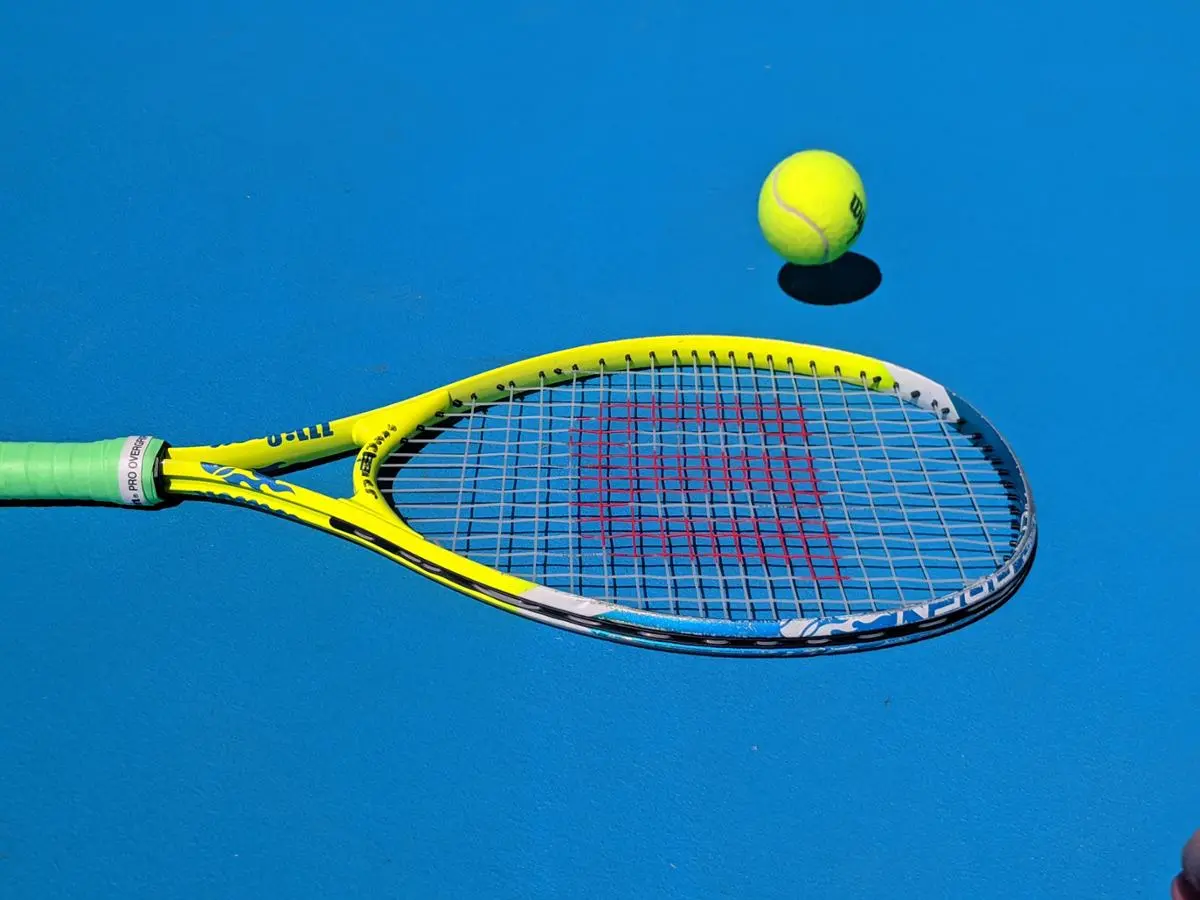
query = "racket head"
xmin=339 ymin=335 xmax=1037 ymax=657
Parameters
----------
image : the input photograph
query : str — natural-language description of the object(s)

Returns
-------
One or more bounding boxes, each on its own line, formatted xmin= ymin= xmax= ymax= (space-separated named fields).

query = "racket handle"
xmin=0 ymin=436 xmax=167 ymax=506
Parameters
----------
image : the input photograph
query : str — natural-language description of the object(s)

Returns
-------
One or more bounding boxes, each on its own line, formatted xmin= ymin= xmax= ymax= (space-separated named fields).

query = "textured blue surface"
xmin=1 ymin=1 xmax=1197 ymax=897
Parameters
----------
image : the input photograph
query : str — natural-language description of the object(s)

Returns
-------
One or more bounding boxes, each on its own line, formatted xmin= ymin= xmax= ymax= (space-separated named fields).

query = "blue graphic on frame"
xmin=200 ymin=463 xmax=294 ymax=494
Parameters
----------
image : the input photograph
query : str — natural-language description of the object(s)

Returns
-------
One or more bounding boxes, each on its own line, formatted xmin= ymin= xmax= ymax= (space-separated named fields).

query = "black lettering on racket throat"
xmin=266 ymin=423 xmax=334 ymax=448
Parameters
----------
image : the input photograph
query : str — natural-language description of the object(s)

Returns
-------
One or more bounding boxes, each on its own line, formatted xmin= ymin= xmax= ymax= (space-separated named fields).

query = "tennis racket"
xmin=0 ymin=335 xmax=1036 ymax=657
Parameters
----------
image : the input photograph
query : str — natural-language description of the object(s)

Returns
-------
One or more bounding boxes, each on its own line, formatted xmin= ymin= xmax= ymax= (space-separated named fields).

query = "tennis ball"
xmin=757 ymin=149 xmax=867 ymax=266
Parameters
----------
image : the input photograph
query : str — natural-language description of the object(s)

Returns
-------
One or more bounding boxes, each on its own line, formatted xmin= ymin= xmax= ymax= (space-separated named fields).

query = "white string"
xmin=376 ymin=359 xmax=1020 ymax=616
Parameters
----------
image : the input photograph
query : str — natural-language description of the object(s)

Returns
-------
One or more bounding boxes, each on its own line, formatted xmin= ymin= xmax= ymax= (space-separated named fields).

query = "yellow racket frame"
xmin=2 ymin=335 xmax=1033 ymax=656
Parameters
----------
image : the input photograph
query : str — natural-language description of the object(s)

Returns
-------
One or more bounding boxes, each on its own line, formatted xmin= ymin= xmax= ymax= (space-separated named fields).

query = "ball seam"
xmin=771 ymin=170 xmax=831 ymax=264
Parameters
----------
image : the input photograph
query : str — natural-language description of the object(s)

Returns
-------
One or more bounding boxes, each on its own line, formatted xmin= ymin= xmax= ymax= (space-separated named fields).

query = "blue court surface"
xmin=2 ymin=2 xmax=1197 ymax=898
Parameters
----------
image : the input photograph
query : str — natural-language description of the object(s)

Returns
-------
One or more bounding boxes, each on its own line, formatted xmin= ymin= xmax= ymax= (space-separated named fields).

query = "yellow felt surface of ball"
xmin=757 ymin=150 xmax=867 ymax=266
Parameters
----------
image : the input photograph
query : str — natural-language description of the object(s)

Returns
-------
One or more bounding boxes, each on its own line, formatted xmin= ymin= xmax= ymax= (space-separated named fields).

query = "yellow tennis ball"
xmin=757 ymin=150 xmax=867 ymax=266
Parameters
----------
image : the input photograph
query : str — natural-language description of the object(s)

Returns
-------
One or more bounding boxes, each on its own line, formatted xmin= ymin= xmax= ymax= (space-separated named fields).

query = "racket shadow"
xmin=777 ymin=252 xmax=882 ymax=306
xmin=876 ymin=542 xmax=1038 ymax=652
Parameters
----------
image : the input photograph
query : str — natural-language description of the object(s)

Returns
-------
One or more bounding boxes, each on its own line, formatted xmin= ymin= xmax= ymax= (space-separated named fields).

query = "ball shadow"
xmin=776 ymin=252 xmax=882 ymax=306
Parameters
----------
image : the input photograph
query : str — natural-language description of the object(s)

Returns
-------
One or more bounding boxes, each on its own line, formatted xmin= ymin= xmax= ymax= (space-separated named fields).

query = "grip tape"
xmin=0 ymin=436 xmax=167 ymax=506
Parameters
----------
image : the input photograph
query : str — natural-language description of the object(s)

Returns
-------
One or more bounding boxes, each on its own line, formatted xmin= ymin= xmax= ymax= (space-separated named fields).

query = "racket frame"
xmin=151 ymin=335 xmax=1036 ymax=658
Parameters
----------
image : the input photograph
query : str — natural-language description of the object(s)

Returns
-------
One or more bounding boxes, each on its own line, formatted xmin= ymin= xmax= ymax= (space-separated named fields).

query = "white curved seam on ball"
xmin=771 ymin=171 xmax=830 ymax=263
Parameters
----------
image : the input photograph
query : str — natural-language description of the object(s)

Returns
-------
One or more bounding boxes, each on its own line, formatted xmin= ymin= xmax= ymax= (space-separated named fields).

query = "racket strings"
xmin=377 ymin=357 xmax=1022 ymax=620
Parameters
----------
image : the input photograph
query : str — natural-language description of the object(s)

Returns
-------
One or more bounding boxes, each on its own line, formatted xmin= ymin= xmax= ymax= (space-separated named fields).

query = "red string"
xmin=569 ymin=392 xmax=844 ymax=583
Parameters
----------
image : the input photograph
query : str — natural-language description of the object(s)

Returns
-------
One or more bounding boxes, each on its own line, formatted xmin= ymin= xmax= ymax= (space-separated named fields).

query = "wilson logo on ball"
xmin=849 ymin=193 xmax=866 ymax=237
